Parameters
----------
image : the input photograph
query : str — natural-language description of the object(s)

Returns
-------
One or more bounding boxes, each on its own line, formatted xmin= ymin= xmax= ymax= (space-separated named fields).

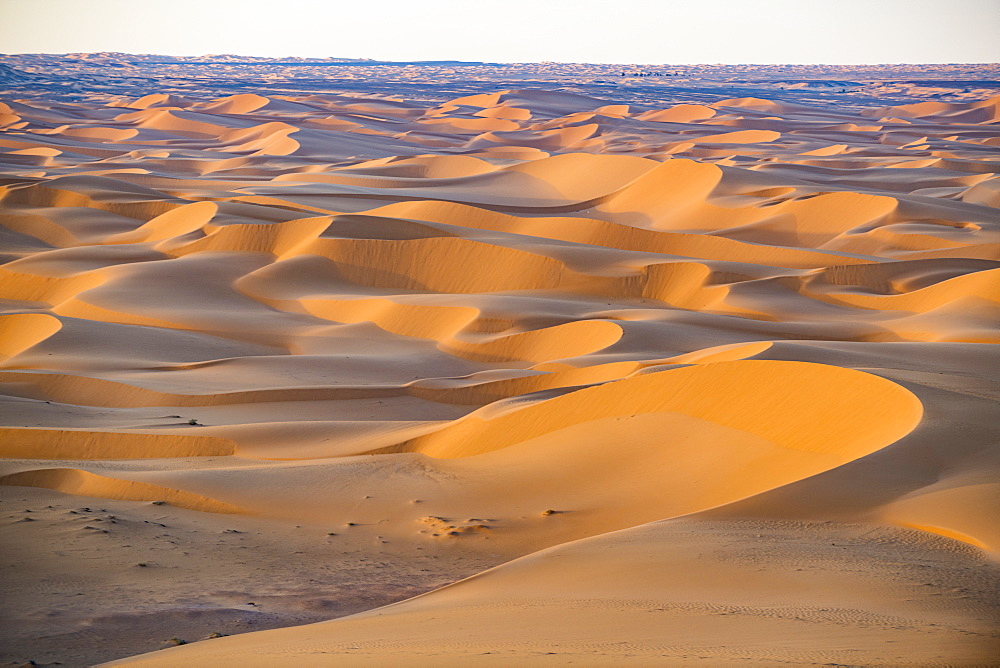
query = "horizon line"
xmin=2 ymin=53 xmax=999 ymax=67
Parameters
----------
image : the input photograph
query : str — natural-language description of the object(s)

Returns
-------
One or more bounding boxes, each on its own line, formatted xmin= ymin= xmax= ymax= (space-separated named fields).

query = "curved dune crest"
xmin=501 ymin=152 xmax=656 ymax=200
xmin=473 ymin=105 xmax=532 ymax=121
xmin=303 ymin=237 xmax=571 ymax=294
xmin=881 ymin=481 xmax=1000 ymax=553
xmin=442 ymin=319 xmax=623 ymax=363
xmin=411 ymin=360 xmax=641 ymax=406
xmin=299 ymin=300 xmax=621 ymax=363
xmin=635 ymin=104 xmax=716 ymax=123
xmin=194 ymin=93 xmax=272 ymax=115
xmin=0 ymin=468 xmax=242 ymax=513
xmin=216 ymin=122 xmax=301 ymax=155
xmin=57 ymin=126 xmax=139 ymax=142
xmin=596 ymin=158 xmax=727 ymax=225
xmin=692 ymin=129 xmax=781 ymax=144
xmin=114 ymin=108 xmax=234 ymax=139
xmin=390 ymin=360 xmax=922 ymax=459
xmin=0 ymin=266 xmax=107 ymax=307
xmin=642 ymin=262 xmax=736 ymax=312
xmin=166 ymin=215 xmax=331 ymax=257
xmin=662 ymin=341 xmax=774 ymax=364
xmin=713 ymin=97 xmax=814 ymax=114
xmin=804 ymin=265 xmax=1000 ymax=313
xmin=289 ymin=155 xmax=499 ymax=181
xmin=367 ymin=199 xmax=872 ymax=269
xmin=471 ymin=123 xmax=600 ymax=152
xmin=125 ymin=93 xmax=196 ymax=109
xmin=0 ymin=313 xmax=62 ymax=361
xmin=0 ymin=370 xmax=403 ymax=408
xmin=862 ymin=96 xmax=1000 ymax=124
xmin=2 ymin=244 xmax=166 ymax=278
xmin=1 ymin=175 xmax=184 ymax=222
xmin=107 ymin=200 xmax=218 ymax=244
xmin=414 ymin=115 xmax=521 ymax=133
xmin=962 ymin=176 xmax=1000 ymax=208
xmin=298 ymin=298 xmax=479 ymax=340
xmin=445 ymin=92 xmax=505 ymax=108
xmin=786 ymin=191 xmax=898 ymax=245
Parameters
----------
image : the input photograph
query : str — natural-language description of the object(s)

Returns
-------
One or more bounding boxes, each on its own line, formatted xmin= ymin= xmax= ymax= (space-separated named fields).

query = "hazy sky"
xmin=1 ymin=0 xmax=997 ymax=64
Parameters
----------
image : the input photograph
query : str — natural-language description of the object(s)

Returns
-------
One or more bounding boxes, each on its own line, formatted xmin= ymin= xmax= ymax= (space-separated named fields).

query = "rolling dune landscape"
xmin=1 ymin=53 xmax=999 ymax=666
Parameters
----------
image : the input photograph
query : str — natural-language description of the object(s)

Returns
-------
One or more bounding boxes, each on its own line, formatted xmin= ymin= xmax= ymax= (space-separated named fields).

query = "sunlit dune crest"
xmin=1 ymin=71 xmax=998 ymax=667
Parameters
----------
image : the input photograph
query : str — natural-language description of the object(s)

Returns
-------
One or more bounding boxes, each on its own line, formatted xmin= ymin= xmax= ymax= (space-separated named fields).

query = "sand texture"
xmin=1 ymin=68 xmax=999 ymax=666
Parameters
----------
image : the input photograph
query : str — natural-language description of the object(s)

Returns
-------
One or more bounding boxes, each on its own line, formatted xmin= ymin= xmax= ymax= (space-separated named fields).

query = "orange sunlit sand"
xmin=1 ymin=77 xmax=998 ymax=666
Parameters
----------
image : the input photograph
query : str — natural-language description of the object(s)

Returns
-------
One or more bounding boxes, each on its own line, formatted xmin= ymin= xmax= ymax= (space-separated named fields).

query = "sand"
xmin=1 ymin=67 xmax=998 ymax=666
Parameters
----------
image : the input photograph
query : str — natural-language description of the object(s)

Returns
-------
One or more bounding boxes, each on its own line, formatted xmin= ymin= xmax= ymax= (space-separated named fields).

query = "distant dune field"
xmin=1 ymin=77 xmax=998 ymax=666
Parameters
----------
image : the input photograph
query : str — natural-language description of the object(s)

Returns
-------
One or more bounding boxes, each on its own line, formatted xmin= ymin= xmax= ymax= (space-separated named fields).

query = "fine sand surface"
xmin=1 ymin=81 xmax=998 ymax=666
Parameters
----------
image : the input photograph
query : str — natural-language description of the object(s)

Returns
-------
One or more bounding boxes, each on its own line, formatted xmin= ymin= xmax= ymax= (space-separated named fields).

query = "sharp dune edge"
xmin=0 ymin=74 xmax=998 ymax=667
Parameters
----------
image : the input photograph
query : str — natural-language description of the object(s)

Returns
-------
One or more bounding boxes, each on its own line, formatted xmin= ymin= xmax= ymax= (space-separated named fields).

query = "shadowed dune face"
xmin=1 ymin=86 xmax=998 ymax=666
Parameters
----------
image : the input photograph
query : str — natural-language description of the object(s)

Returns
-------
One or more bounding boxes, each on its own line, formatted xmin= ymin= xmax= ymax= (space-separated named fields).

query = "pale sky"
xmin=0 ymin=0 xmax=997 ymax=64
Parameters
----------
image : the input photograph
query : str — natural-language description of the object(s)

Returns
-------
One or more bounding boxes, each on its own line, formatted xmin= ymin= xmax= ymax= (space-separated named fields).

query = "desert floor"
xmin=1 ymin=61 xmax=998 ymax=666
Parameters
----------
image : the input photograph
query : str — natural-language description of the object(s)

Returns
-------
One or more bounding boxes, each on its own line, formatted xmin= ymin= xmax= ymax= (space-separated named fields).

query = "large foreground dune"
xmin=1 ymin=74 xmax=998 ymax=666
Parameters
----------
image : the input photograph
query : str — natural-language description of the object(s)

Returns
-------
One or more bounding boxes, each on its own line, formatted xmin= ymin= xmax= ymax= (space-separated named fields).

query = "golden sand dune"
xmin=1 ymin=88 xmax=997 ymax=666
xmin=1 ymin=468 xmax=241 ymax=513
xmin=115 ymin=519 xmax=997 ymax=667
xmin=0 ymin=426 xmax=235 ymax=459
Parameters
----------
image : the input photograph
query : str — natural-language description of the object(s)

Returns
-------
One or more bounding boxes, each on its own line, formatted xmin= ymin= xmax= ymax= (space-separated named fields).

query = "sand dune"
xmin=1 ymin=468 xmax=242 ymax=513
xmin=1 ymin=83 xmax=997 ymax=667
xmin=115 ymin=519 xmax=997 ymax=667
